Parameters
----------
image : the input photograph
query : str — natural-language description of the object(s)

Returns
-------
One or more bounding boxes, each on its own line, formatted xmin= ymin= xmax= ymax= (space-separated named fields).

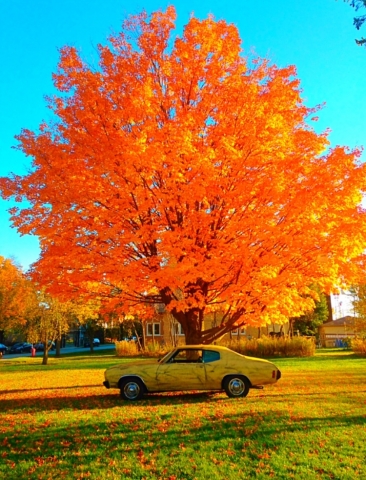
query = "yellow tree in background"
xmin=350 ymin=285 xmax=366 ymax=335
xmin=0 ymin=256 xmax=33 ymax=341
xmin=26 ymin=290 xmax=75 ymax=364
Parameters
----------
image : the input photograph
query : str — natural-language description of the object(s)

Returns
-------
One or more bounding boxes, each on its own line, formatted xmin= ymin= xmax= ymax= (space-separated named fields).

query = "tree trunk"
xmin=184 ymin=328 xmax=203 ymax=345
xmin=141 ymin=321 xmax=146 ymax=350
xmin=178 ymin=309 xmax=204 ymax=345
xmin=134 ymin=327 xmax=142 ymax=351
xmin=42 ymin=349 xmax=48 ymax=365
xmin=168 ymin=302 xmax=245 ymax=345
xmin=42 ymin=335 xmax=49 ymax=365
xmin=55 ymin=339 xmax=61 ymax=358
xmin=289 ymin=318 xmax=294 ymax=337
xmin=87 ymin=330 xmax=94 ymax=352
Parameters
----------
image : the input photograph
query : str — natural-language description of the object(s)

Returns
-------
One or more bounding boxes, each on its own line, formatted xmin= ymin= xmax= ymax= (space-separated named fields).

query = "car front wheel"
xmin=223 ymin=375 xmax=250 ymax=398
xmin=120 ymin=378 xmax=145 ymax=401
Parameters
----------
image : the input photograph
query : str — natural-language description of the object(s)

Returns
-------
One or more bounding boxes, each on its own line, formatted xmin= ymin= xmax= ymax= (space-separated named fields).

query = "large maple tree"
xmin=1 ymin=7 xmax=366 ymax=344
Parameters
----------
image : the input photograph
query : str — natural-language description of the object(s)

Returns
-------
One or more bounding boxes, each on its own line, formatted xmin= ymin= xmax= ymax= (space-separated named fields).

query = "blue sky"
xmin=1 ymin=0 xmax=365 ymax=271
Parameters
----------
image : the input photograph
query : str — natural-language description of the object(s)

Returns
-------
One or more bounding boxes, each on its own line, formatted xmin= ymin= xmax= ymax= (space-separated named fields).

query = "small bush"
xmin=115 ymin=340 xmax=139 ymax=357
xmin=116 ymin=339 xmax=171 ymax=358
xmin=351 ymin=337 xmax=366 ymax=354
xmin=222 ymin=335 xmax=315 ymax=357
xmin=142 ymin=342 xmax=169 ymax=357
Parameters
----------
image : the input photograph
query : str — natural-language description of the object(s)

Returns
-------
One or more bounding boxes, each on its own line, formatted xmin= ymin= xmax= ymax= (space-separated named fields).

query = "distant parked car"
xmin=83 ymin=338 xmax=100 ymax=348
xmin=9 ymin=343 xmax=33 ymax=354
xmin=122 ymin=336 xmax=137 ymax=343
xmin=0 ymin=343 xmax=8 ymax=354
xmin=34 ymin=341 xmax=55 ymax=351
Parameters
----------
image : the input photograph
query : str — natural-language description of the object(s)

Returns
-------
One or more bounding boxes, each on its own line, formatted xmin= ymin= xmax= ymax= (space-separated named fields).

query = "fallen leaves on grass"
xmin=0 ymin=353 xmax=366 ymax=479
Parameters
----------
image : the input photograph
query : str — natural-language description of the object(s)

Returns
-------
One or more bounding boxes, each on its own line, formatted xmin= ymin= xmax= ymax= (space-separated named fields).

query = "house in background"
xmin=144 ymin=307 xmax=290 ymax=346
xmin=316 ymin=292 xmax=358 ymax=347
xmin=318 ymin=316 xmax=356 ymax=347
xmin=144 ymin=294 xmax=360 ymax=348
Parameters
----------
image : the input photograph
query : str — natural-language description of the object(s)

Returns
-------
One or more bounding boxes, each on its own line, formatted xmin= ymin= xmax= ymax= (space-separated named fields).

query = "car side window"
xmin=169 ymin=349 xmax=203 ymax=363
xmin=202 ymin=350 xmax=220 ymax=363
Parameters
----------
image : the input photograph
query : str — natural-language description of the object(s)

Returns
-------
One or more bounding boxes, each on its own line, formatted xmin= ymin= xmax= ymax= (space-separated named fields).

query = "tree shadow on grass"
xmin=2 ymin=382 xmax=366 ymax=414
xmin=277 ymin=352 xmax=365 ymax=363
xmin=1 ymin=385 xmax=103 ymax=394
xmin=261 ymin=388 xmax=366 ymax=398
xmin=0 ymin=389 xmax=227 ymax=413
xmin=1 ymin=405 xmax=365 ymax=479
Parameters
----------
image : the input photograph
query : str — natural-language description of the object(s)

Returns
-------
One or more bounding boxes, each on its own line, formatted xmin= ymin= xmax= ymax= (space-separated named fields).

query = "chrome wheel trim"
xmin=124 ymin=381 xmax=141 ymax=400
xmin=228 ymin=378 xmax=245 ymax=396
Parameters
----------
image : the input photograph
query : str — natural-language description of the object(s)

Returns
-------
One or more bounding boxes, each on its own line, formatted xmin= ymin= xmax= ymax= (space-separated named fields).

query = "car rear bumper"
xmin=277 ymin=370 xmax=281 ymax=380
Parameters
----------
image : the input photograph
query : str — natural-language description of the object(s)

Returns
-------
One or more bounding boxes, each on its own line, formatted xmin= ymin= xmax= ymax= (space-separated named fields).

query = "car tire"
xmin=120 ymin=378 xmax=145 ymax=401
xmin=223 ymin=375 xmax=250 ymax=398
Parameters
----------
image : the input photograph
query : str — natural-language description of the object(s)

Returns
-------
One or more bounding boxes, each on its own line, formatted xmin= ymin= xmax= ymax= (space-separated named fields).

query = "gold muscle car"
xmin=103 ymin=345 xmax=281 ymax=400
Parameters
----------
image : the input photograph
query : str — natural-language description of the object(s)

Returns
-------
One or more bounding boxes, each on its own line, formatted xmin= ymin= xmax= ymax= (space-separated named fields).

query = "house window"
xmin=147 ymin=322 xmax=161 ymax=336
xmin=173 ymin=323 xmax=184 ymax=336
xmin=232 ymin=327 xmax=246 ymax=335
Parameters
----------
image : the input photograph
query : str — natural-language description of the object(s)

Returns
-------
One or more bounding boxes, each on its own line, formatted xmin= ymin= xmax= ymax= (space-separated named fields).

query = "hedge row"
xmin=221 ymin=336 xmax=316 ymax=357
xmin=115 ymin=335 xmax=316 ymax=358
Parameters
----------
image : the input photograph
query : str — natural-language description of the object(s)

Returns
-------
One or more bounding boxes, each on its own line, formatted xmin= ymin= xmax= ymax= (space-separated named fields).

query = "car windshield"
xmin=159 ymin=351 xmax=174 ymax=363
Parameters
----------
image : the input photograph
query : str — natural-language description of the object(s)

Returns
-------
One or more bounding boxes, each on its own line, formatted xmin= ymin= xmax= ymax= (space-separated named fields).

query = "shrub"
xmin=116 ymin=339 xmax=171 ymax=358
xmin=351 ymin=337 xmax=366 ymax=354
xmin=142 ymin=342 xmax=169 ymax=357
xmin=115 ymin=340 xmax=139 ymax=357
xmin=221 ymin=335 xmax=315 ymax=357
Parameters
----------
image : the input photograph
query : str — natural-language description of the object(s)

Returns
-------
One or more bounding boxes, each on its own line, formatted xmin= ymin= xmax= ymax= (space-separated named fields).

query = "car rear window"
xmin=203 ymin=350 xmax=220 ymax=363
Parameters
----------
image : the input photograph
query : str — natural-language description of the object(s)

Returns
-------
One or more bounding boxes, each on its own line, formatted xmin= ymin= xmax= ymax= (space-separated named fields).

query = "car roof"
xmin=174 ymin=345 xmax=230 ymax=352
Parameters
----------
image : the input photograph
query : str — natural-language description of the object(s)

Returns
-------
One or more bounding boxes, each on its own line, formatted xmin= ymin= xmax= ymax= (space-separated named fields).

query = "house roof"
xmin=321 ymin=316 xmax=355 ymax=327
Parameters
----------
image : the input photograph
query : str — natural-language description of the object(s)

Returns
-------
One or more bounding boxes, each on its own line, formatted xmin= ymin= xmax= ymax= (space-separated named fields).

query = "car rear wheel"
xmin=120 ymin=378 xmax=145 ymax=401
xmin=223 ymin=375 xmax=250 ymax=398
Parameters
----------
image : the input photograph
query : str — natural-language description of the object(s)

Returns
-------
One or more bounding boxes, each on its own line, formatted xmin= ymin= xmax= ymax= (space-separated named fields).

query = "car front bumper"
xmin=103 ymin=380 xmax=110 ymax=389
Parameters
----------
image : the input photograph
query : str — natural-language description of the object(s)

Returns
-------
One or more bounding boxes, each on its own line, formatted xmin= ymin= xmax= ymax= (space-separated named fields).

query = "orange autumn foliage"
xmin=0 ymin=256 xmax=33 ymax=332
xmin=1 ymin=7 xmax=366 ymax=344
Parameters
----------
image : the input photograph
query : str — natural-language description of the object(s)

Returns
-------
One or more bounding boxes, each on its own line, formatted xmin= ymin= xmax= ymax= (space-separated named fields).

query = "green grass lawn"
xmin=1 ymin=349 xmax=365 ymax=479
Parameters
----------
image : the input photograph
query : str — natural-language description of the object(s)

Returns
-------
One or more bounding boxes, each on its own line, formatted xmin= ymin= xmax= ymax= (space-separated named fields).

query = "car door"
xmin=156 ymin=348 xmax=206 ymax=391
xmin=201 ymin=349 xmax=225 ymax=390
